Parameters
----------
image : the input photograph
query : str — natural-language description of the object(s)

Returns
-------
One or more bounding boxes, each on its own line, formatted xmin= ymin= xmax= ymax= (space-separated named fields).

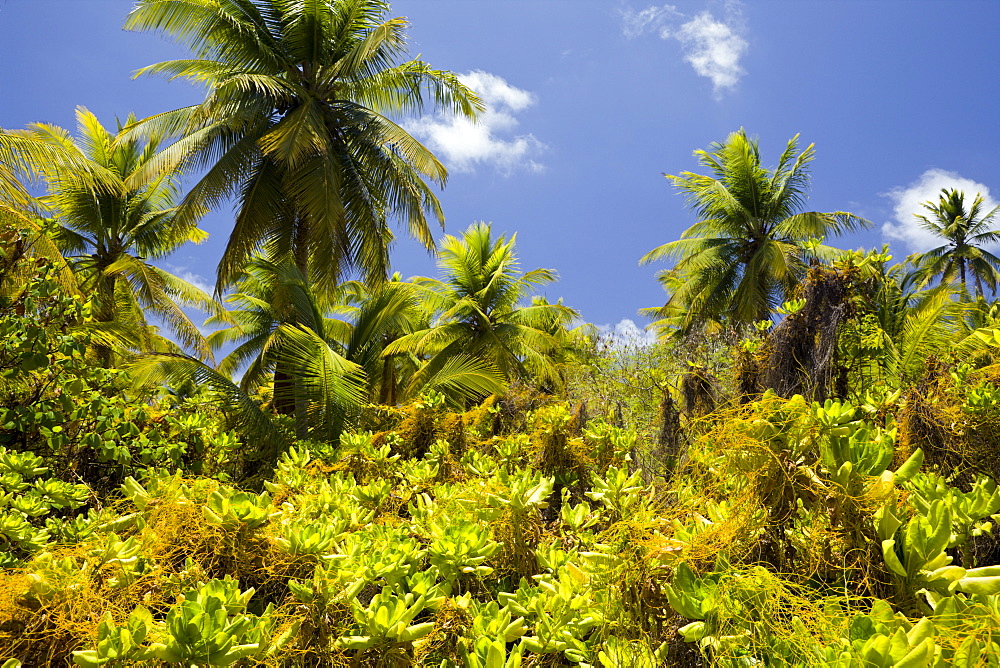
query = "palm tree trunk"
xmin=95 ymin=271 xmax=117 ymax=367
xmin=285 ymin=215 xmax=312 ymax=437
xmin=379 ymin=356 xmax=397 ymax=406
xmin=272 ymin=366 xmax=296 ymax=416
xmin=293 ymin=216 xmax=309 ymax=281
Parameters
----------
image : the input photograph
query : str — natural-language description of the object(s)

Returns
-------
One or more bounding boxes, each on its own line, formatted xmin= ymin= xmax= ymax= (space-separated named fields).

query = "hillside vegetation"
xmin=3 ymin=1 xmax=1000 ymax=666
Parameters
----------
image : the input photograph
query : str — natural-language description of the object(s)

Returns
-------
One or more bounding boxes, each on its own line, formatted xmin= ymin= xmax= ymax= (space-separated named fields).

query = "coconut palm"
xmin=835 ymin=250 xmax=969 ymax=392
xmin=336 ymin=278 xmax=426 ymax=404
xmin=523 ymin=295 xmax=598 ymax=391
xmin=142 ymin=257 xmax=366 ymax=443
xmin=384 ymin=222 xmax=578 ymax=389
xmin=641 ymin=129 xmax=870 ymax=335
xmin=1 ymin=127 xmax=119 ymax=296
xmin=14 ymin=108 xmax=217 ymax=361
xmin=911 ymin=188 xmax=1000 ymax=299
xmin=124 ymin=0 xmax=481 ymax=290
xmin=208 ymin=256 xmax=336 ymax=397
xmin=0 ymin=129 xmax=110 ymax=207
xmin=209 ymin=258 xmax=502 ymax=413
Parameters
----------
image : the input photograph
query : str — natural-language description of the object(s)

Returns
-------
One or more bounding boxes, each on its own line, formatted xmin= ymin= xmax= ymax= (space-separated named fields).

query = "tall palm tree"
xmin=641 ymin=129 xmax=870 ymax=335
xmin=384 ymin=222 xmax=578 ymax=389
xmin=124 ymin=0 xmax=481 ymax=290
xmin=13 ymin=108 xmax=218 ymax=362
xmin=911 ymin=188 xmax=1000 ymax=299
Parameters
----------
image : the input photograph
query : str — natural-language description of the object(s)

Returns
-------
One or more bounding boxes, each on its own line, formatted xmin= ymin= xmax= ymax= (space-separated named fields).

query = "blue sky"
xmin=2 ymin=0 xmax=999 ymax=340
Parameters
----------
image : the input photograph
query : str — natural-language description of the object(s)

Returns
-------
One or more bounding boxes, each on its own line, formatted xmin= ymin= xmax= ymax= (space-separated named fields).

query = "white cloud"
xmin=620 ymin=3 xmax=748 ymax=96
xmin=882 ymin=169 xmax=999 ymax=252
xmin=407 ymin=70 xmax=545 ymax=175
xmin=597 ymin=318 xmax=659 ymax=347
xmin=676 ymin=13 xmax=747 ymax=96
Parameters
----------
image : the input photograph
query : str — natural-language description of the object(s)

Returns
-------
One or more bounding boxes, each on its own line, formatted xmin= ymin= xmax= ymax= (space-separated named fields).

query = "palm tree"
xmin=911 ymin=188 xmax=1000 ymax=299
xmin=209 ymin=258 xmax=502 ymax=413
xmin=346 ymin=279 xmax=507 ymax=403
xmin=384 ymin=222 xmax=578 ymax=389
xmin=1 ymin=129 xmax=109 ymax=206
xmin=124 ymin=0 xmax=481 ymax=290
xmin=208 ymin=256 xmax=334 ymax=395
xmin=641 ymin=129 xmax=870 ymax=335
xmin=1 ymin=127 xmax=121 ymax=296
xmin=524 ymin=295 xmax=598 ymax=390
xmin=148 ymin=256 xmax=366 ymax=442
xmin=332 ymin=277 xmax=429 ymax=405
xmin=15 ymin=108 xmax=218 ymax=362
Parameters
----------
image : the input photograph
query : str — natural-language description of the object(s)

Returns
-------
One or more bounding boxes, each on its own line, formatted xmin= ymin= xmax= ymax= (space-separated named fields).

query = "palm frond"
xmin=272 ymin=323 xmax=367 ymax=439
xmin=128 ymin=352 xmax=289 ymax=463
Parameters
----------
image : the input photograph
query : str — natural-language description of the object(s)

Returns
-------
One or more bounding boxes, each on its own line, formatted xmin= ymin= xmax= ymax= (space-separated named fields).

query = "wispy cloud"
xmin=882 ymin=169 xmax=999 ymax=252
xmin=162 ymin=263 xmax=216 ymax=296
xmin=407 ymin=70 xmax=545 ymax=175
xmin=621 ymin=4 xmax=682 ymax=38
xmin=597 ymin=318 xmax=659 ymax=347
xmin=620 ymin=2 xmax=748 ymax=97
xmin=178 ymin=270 xmax=216 ymax=296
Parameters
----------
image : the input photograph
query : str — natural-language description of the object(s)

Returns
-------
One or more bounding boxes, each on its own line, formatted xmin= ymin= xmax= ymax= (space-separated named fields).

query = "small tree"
xmin=385 ymin=222 xmax=578 ymax=390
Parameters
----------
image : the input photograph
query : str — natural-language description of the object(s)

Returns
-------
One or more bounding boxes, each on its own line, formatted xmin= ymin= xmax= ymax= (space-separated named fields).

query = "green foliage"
xmin=71 ymin=607 xmax=152 ymax=668
xmin=338 ymin=588 xmax=436 ymax=650
xmin=457 ymin=599 xmax=527 ymax=667
xmin=0 ymin=253 xmax=241 ymax=486
xmin=148 ymin=578 xmax=275 ymax=665
xmin=427 ymin=523 xmax=500 ymax=583
xmin=7 ymin=64 xmax=1000 ymax=667
xmin=6 ymin=376 xmax=1000 ymax=666
xmin=71 ymin=577 xmax=294 ymax=667
xmin=202 ymin=489 xmax=275 ymax=530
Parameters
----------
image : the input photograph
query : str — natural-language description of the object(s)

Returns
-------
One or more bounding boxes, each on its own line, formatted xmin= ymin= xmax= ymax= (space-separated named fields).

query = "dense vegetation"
xmin=3 ymin=1 xmax=1000 ymax=666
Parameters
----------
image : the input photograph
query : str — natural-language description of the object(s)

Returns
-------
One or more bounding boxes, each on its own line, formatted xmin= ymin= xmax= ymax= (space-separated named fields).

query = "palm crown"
xmin=642 ymin=129 xmax=869 ymax=334
xmin=124 ymin=0 xmax=481 ymax=290
xmin=912 ymin=188 xmax=1000 ymax=299
xmin=209 ymin=258 xmax=502 ymax=414
xmin=385 ymin=222 xmax=578 ymax=386
xmin=14 ymin=108 xmax=217 ymax=360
